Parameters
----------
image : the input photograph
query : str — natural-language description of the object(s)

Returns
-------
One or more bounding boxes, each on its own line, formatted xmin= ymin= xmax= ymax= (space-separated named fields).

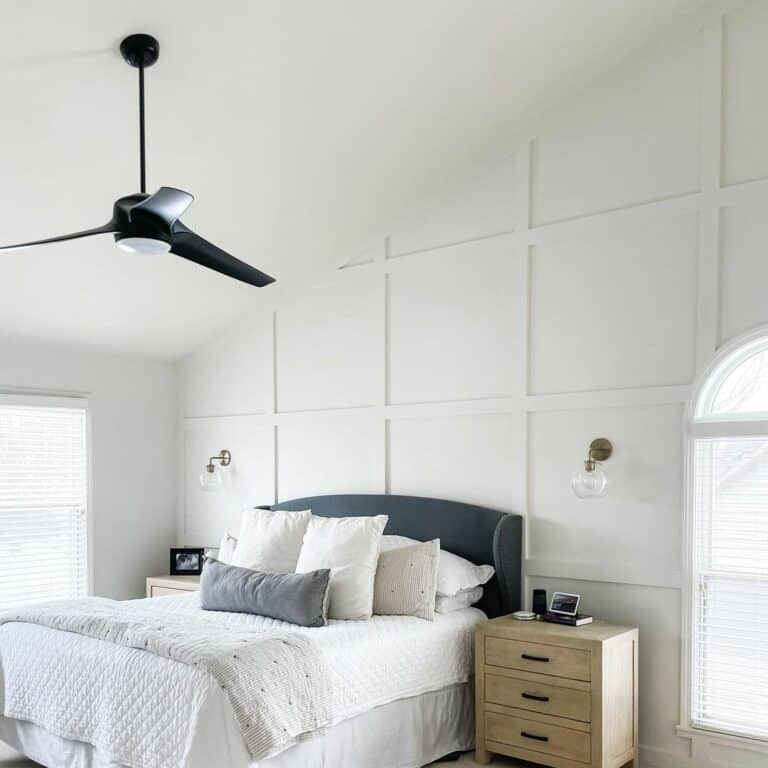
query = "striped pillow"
xmin=373 ymin=539 xmax=439 ymax=621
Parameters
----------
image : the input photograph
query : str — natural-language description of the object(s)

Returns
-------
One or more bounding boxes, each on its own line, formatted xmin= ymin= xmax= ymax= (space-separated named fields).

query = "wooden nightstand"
xmin=146 ymin=575 xmax=201 ymax=598
xmin=475 ymin=617 xmax=638 ymax=768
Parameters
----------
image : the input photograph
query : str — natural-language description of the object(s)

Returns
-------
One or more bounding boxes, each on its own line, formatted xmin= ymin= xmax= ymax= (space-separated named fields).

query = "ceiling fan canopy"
xmin=0 ymin=33 xmax=276 ymax=289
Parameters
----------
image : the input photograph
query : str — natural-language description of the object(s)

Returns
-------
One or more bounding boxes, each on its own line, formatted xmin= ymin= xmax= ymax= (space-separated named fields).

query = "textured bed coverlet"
xmin=0 ymin=598 xmax=329 ymax=764
xmin=0 ymin=594 xmax=483 ymax=768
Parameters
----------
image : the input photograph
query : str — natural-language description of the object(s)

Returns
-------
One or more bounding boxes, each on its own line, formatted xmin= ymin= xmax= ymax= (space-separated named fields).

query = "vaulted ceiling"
xmin=0 ymin=0 xmax=702 ymax=358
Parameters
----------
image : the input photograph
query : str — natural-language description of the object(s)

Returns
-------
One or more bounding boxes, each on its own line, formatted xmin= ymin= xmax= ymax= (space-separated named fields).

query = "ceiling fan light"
xmin=115 ymin=237 xmax=171 ymax=255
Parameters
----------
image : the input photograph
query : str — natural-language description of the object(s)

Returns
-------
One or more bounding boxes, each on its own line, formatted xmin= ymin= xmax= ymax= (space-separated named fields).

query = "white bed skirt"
xmin=0 ymin=682 xmax=474 ymax=768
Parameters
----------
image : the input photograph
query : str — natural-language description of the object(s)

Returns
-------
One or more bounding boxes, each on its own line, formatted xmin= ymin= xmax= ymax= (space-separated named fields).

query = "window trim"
xmin=694 ymin=333 xmax=768 ymax=423
xmin=0 ymin=389 xmax=93 ymax=598
xmin=680 ymin=326 xmax=768 ymax=750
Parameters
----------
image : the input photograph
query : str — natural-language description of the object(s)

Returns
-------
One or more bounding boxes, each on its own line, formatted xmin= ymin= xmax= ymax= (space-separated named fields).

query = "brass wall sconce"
xmin=199 ymin=449 xmax=232 ymax=492
xmin=570 ymin=438 xmax=612 ymax=499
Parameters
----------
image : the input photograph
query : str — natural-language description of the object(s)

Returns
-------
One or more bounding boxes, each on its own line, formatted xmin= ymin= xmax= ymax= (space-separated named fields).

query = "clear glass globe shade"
xmin=570 ymin=465 xmax=607 ymax=499
xmin=199 ymin=467 xmax=223 ymax=492
xmin=116 ymin=237 xmax=171 ymax=255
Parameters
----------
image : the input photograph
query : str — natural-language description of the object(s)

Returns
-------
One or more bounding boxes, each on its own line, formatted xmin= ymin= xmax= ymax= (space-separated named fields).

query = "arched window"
xmin=686 ymin=331 xmax=768 ymax=741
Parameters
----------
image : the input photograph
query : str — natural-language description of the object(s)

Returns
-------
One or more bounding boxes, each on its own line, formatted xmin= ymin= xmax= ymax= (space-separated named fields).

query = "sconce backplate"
xmin=589 ymin=438 xmax=613 ymax=462
xmin=219 ymin=449 xmax=232 ymax=467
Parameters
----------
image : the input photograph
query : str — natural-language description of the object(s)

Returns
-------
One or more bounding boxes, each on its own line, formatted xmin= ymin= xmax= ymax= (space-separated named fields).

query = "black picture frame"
xmin=170 ymin=547 xmax=205 ymax=576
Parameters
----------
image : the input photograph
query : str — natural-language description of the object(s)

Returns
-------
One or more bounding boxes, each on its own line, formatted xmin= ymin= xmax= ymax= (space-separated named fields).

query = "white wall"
xmin=180 ymin=3 xmax=768 ymax=766
xmin=0 ymin=337 xmax=178 ymax=600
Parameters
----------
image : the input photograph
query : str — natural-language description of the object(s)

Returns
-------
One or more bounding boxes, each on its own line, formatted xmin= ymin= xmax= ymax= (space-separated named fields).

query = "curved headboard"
xmin=266 ymin=494 xmax=522 ymax=619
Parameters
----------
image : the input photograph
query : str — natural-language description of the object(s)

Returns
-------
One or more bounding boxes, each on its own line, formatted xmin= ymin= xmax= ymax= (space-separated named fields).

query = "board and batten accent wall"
xmin=180 ymin=4 xmax=768 ymax=767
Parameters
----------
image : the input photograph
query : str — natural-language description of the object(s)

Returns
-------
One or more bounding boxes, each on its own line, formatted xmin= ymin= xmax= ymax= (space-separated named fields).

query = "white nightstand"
xmin=146 ymin=574 xmax=201 ymax=598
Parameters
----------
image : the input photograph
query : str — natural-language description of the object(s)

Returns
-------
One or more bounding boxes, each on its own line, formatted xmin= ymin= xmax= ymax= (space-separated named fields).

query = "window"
xmin=0 ymin=395 xmax=88 ymax=611
xmin=687 ymin=334 xmax=768 ymax=741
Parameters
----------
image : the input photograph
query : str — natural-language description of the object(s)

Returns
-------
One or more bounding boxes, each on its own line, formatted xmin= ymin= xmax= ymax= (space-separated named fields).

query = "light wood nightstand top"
xmin=480 ymin=616 xmax=635 ymax=643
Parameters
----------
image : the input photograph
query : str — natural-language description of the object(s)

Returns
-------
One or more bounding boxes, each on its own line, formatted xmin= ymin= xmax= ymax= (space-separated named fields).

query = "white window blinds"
xmin=691 ymin=437 xmax=768 ymax=740
xmin=0 ymin=397 xmax=88 ymax=611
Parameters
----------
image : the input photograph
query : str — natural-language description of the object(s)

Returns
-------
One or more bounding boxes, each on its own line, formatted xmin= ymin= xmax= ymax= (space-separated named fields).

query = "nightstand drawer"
xmin=485 ymin=636 xmax=591 ymax=681
xmin=150 ymin=586 xmax=189 ymax=597
xmin=485 ymin=673 xmax=591 ymax=722
xmin=485 ymin=711 xmax=591 ymax=764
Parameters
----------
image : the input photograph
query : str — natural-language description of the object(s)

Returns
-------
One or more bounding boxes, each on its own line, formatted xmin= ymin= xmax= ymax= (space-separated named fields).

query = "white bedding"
xmin=0 ymin=683 xmax=475 ymax=768
xmin=0 ymin=593 xmax=484 ymax=768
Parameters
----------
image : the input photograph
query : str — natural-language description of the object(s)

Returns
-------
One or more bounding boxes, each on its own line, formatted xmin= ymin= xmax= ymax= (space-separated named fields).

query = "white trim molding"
xmin=676 ymin=726 xmax=768 ymax=766
xmin=524 ymin=558 xmax=681 ymax=590
xmin=680 ymin=323 xmax=768 ymax=751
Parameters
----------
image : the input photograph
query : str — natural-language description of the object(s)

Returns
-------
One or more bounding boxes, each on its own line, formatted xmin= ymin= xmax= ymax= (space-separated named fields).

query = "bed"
xmin=0 ymin=493 xmax=522 ymax=768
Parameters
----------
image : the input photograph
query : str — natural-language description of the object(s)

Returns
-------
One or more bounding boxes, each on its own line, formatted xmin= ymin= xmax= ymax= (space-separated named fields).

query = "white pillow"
xmin=380 ymin=535 xmax=494 ymax=597
xmin=296 ymin=515 xmax=388 ymax=620
xmin=231 ymin=508 xmax=312 ymax=573
xmin=435 ymin=586 xmax=483 ymax=613
xmin=217 ymin=532 xmax=238 ymax=564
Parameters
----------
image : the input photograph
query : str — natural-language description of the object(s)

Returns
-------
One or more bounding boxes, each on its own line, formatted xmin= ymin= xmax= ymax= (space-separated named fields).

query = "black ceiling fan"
xmin=0 ymin=34 xmax=275 ymax=288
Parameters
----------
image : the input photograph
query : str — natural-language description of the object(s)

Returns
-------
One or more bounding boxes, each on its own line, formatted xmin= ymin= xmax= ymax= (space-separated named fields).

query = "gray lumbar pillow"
xmin=200 ymin=557 xmax=331 ymax=627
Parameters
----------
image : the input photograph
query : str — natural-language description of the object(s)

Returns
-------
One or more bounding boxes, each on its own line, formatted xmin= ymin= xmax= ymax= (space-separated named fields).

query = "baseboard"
xmin=641 ymin=731 xmax=768 ymax=768
xmin=639 ymin=744 xmax=694 ymax=768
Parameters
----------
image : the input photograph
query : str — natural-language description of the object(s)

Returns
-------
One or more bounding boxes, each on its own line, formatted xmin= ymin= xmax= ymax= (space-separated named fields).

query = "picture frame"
xmin=169 ymin=547 xmax=205 ymax=576
xmin=549 ymin=591 xmax=581 ymax=616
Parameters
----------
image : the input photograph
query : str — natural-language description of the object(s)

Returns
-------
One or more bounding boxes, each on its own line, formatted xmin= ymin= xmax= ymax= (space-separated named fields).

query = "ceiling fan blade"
xmin=0 ymin=222 xmax=117 ymax=252
xmin=170 ymin=223 xmax=275 ymax=288
xmin=130 ymin=187 xmax=194 ymax=228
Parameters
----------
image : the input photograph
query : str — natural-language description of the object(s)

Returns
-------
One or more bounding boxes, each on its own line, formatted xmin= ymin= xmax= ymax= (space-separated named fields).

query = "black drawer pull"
xmin=521 ymin=692 xmax=550 ymax=702
xmin=521 ymin=731 xmax=549 ymax=742
xmin=521 ymin=653 xmax=550 ymax=663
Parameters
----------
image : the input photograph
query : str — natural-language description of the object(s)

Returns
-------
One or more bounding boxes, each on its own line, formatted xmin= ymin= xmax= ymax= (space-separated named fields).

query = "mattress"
xmin=0 ymin=593 xmax=484 ymax=768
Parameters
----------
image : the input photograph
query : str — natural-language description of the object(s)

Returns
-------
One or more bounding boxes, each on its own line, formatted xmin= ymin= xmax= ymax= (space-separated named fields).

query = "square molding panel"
xmin=389 ymin=412 xmax=524 ymax=511
xmin=720 ymin=204 xmax=768 ymax=344
xmin=277 ymin=416 xmax=383 ymax=500
xmin=183 ymin=417 xmax=275 ymax=545
xmin=528 ymin=404 xmax=683 ymax=581
xmin=722 ymin=2 xmax=768 ymax=186
xmin=276 ymin=272 xmax=380 ymax=412
xmin=387 ymin=236 xmax=524 ymax=404
xmin=529 ymin=214 xmax=698 ymax=394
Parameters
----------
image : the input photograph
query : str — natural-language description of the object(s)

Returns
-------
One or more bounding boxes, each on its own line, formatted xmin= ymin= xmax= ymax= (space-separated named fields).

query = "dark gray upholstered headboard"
xmin=266 ymin=494 xmax=522 ymax=619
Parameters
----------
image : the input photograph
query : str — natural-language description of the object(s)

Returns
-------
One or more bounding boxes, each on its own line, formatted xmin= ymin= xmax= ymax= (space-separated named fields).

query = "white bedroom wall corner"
xmin=95 ymin=354 xmax=179 ymax=601
xmin=0 ymin=337 xmax=179 ymax=601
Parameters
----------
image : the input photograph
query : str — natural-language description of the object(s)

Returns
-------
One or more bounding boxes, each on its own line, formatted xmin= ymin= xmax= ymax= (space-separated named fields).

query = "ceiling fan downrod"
xmin=120 ymin=34 xmax=160 ymax=194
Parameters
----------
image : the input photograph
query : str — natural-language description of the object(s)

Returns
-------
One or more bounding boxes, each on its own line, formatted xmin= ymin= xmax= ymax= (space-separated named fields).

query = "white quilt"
xmin=0 ymin=598 xmax=330 ymax=762
xmin=0 ymin=594 xmax=483 ymax=768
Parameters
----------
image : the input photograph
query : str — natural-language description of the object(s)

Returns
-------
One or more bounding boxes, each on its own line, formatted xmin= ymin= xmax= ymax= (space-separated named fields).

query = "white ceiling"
xmin=0 ymin=0 xmax=703 ymax=360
